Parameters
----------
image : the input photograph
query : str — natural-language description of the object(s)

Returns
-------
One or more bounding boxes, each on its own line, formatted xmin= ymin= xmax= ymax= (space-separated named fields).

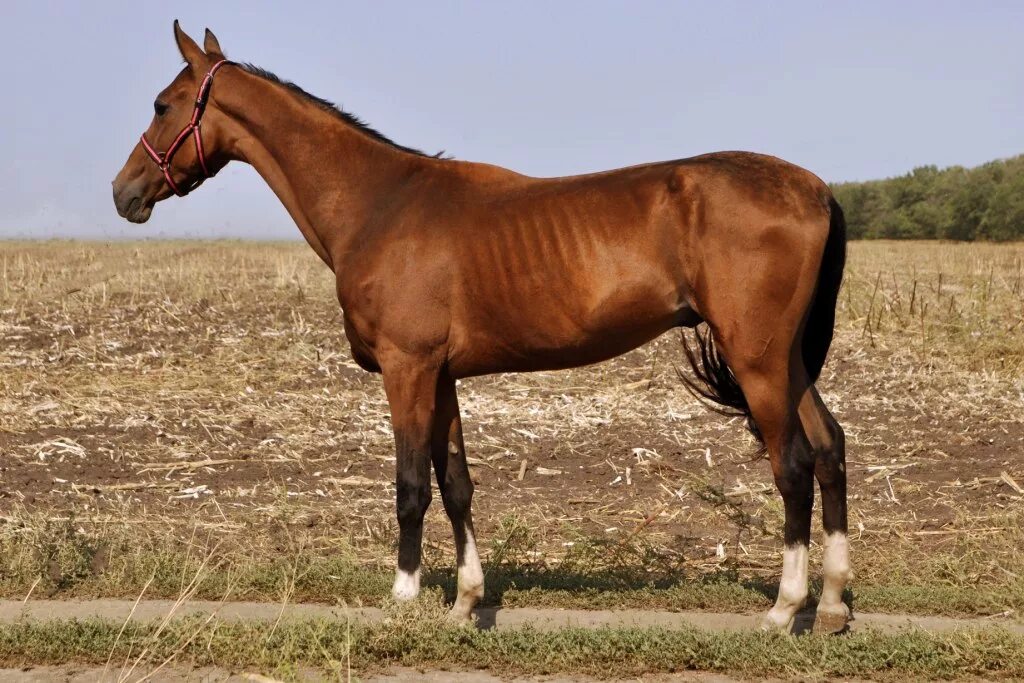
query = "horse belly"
xmin=448 ymin=273 xmax=685 ymax=377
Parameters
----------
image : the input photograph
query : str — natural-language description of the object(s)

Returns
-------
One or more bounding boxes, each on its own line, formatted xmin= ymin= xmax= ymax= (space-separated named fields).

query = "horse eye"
xmin=154 ymin=101 xmax=169 ymax=117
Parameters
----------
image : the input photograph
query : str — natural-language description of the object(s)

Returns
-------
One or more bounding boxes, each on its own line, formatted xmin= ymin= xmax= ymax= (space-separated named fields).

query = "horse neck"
xmin=212 ymin=68 xmax=425 ymax=269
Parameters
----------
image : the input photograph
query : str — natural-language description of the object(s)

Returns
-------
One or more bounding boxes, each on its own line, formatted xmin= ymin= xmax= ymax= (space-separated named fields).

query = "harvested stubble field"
xmin=1 ymin=239 xmax=1023 ymax=680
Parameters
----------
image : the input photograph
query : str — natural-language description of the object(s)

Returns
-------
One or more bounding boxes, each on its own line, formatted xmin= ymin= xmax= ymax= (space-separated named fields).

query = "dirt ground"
xmin=1 ymin=240 xmax=1023 ymax=681
xmin=1 ymin=240 xmax=1023 ymax=580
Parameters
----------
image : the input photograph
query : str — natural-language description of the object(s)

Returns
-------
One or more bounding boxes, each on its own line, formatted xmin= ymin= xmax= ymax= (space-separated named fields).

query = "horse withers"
xmin=113 ymin=22 xmax=850 ymax=633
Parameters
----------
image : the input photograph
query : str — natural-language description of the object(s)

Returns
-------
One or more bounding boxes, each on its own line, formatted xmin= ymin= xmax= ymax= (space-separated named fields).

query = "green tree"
xmin=979 ymin=172 xmax=1024 ymax=241
xmin=831 ymin=153 xmax=1024 ymax=241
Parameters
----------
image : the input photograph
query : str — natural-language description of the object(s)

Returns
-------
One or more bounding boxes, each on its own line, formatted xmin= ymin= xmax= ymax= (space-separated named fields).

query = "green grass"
xmin=1 ymin=612 xmax=1022 ymax=680
xmin=3 ymin=522 xmax=1024 ymax=619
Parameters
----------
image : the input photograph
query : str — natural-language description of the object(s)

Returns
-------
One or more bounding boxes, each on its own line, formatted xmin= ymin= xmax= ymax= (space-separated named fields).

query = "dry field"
xmin=1 ymin=240 xmax=1023 ymax=679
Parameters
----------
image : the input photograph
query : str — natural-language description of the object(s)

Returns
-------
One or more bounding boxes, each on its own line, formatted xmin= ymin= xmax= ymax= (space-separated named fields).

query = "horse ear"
xmin=173 ymin=20 xmax=205 ymax=68
xmin=204 ymin=28 xmax=225 ymax=60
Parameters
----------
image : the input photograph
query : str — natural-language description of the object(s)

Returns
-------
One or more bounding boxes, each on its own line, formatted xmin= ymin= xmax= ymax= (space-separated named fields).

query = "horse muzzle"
xmin=112 ymin=182 xmax=155 ymax=224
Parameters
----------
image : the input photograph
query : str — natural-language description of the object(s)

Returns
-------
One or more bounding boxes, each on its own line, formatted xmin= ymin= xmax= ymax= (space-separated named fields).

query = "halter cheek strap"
xmin=140 ymin=59 xmax=230 ymax=197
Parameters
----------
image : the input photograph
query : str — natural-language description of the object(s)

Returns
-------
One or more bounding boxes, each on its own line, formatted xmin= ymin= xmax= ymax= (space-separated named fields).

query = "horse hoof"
xmin=445 ymin=607 xmax=474 ymax=626
xmin=813 ymin=606 xmax=851 ymax=634
xmin=759 ymin=612 xmax=793 ymax=632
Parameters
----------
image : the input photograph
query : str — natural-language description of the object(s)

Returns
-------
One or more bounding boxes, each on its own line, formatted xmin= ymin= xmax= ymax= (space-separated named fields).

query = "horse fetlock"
xmin=822 ymin=532 xmax=852 ymax=581
xmin=457 ymin=572 xmax=485 ymax=606
xmin=760 ymin=607 xmax=797 ymax=632
xmin=452 ymin=531 xmax=485 ymax=619
xmin=763 ymin=590 xmax=807 ymax=632
xmin=391 ymin=568 xmax=421 ymax=602
xmin=761 ymin=542 xmax=809 ymax=632
xmin=449 ymin=582 xmax=482 ymax=623
xmin=777 ymin=578 xmax=809 ymax=609
xmin=777 ymin=544 xmax=809 ymax=604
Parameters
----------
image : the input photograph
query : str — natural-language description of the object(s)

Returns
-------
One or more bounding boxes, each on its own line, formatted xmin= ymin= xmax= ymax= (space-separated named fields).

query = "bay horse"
xmin=113 ymin=23 xmax=850 ymax=633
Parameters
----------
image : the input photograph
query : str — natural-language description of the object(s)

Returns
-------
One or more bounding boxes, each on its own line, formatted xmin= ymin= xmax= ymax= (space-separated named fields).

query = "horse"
xmin=113 ymin=22 xmax=850 ymax=633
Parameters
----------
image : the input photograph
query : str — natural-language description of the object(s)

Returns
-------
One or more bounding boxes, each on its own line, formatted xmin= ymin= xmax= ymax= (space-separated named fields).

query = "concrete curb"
xmin=0 ymin=599 xmax=1020 ymax=635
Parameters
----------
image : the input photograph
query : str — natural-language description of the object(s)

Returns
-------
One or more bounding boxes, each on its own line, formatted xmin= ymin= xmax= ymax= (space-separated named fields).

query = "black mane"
xmin=239 ymin=64 xmax=441 ymax=158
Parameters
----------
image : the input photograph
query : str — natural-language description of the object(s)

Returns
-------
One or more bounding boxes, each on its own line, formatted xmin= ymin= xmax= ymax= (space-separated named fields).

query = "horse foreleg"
xmin=382 ymin=353 xmax=440 ymax=602
xmin=431 ymin=373 xmax=484 ymax=621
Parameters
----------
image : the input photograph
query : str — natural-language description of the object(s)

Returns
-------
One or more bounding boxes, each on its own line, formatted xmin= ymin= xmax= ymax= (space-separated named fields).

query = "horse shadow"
xmin=422 ymin=565 xmax=853 ymax=633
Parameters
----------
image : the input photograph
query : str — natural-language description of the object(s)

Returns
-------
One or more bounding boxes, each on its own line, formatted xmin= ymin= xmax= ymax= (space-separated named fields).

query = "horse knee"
xmin=396 ymin=468 xmax=432 ymax=526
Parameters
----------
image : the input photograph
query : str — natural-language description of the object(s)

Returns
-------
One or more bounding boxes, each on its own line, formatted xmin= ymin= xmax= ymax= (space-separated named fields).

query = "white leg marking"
xmin=459 ymin=529 xmax=484 ymax=597
xmin=763 ymin=543 xmax=809 ymax=630
xmin=392 ymin=567 xmax=421 ymax=602
xmin=450 ymin=526 xmax=484 ymax=620
xmin=818 ymin=532 xmax=852 ymax=617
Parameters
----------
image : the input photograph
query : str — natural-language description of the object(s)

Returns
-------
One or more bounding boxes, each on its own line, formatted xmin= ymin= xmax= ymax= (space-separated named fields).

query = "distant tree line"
xmin=831 ymin=154 xmax=1024 ymax=241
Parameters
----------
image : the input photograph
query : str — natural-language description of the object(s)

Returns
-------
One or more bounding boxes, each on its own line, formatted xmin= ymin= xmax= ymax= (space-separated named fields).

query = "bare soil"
xmin=2 ymin=240 xmax=1023 ymax=682
xmin=1 ymin=241 xmax=1023 ymax=585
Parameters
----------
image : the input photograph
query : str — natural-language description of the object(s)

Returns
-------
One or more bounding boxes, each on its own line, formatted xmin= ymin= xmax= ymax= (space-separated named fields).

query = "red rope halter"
xmin=140 ymin=59 xmax=229 ymax=197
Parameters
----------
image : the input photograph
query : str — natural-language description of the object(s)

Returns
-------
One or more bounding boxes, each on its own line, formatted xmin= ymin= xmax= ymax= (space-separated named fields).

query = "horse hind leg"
xmin=745 ymin=369 xmax=816 ymax=631
xmin=689 ymin=324 xmax=815 ymax=631
xmin=723 ymin=352 xmax=849 ymax=633
xmin=799 ymin=387 xmax=851 ymax=633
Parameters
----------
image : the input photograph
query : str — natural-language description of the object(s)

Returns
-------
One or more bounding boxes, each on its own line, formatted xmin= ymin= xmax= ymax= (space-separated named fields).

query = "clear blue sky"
xmin=1 ymin=1 xmax=1021 ymax=239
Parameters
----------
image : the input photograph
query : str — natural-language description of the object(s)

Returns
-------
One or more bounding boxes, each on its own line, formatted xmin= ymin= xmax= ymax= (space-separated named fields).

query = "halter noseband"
xmin=140 ymin=59 xmax=230 ymax=197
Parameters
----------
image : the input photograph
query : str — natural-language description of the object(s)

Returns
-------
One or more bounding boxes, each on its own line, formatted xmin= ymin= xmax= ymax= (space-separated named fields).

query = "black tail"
xmin=678 ymin=326 xmax=762 ymax=441
xmin=679 ymin=196 xmax=847 ymax=445
xmin=802 ymin=197 xmax=847 ymax=385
